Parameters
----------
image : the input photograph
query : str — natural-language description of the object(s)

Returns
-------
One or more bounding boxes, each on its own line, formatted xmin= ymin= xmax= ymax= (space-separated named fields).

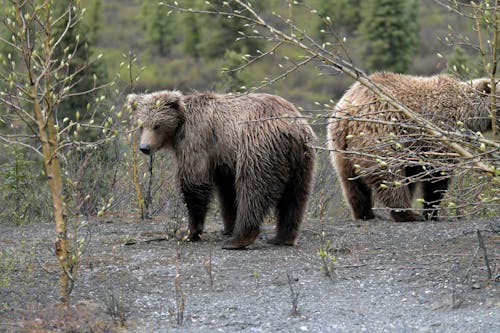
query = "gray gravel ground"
xmin=0 ymin=216 xmax=499 ymax=332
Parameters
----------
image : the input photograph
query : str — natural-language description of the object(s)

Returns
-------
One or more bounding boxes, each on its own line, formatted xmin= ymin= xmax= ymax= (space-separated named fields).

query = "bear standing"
xmin=327 ymin=72 xmax=497 ymax=222
xmin=128 ymin=91 xmax=316 ymax=249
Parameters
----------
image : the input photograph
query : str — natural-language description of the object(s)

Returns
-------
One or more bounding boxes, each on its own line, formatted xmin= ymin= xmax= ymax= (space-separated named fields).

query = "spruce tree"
xmin=141 ymin=0 xmax=178 ymax=57
xmin=357 ymin=0 xmax=419 ymax=73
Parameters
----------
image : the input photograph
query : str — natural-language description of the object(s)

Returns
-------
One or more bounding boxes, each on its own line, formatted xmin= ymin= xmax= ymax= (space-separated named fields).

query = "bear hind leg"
xmin=223 ymin=183 xmax=273 ymax=250
xmin=269 ymin=185 xmax=306 ymax=246
xmin=215 ymin=167 xmax=237 ymax=235
xmin=270 ymin=153 xmax=314 ymax=246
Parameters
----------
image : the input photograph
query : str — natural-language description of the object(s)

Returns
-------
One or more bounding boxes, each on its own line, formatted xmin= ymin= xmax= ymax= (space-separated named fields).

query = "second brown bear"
xmin=328 ymin=72 xmax=497 ymax=222
xmin=127 ymin=91 xmax=316 ymax=249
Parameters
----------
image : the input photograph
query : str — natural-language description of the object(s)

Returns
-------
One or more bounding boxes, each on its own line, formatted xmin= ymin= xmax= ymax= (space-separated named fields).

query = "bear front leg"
xmin=421 ymin=177 xmax=450 ymax=221
xmin=334 ymin=156 xmax=375 ymax=220
xmin=181 ymin=183 xmax=213 ymax=241
xmin=342 ymin=177 xmax=376 ymax=220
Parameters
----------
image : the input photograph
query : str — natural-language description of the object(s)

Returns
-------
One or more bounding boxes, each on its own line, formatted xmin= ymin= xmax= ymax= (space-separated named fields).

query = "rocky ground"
xmin=0 ymin=215 xmax=499 ymax=332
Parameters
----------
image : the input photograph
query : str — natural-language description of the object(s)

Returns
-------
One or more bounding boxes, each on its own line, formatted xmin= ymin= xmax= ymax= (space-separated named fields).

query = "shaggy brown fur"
xmin=128 ymin=91 xmax=316 ymax=249
xmin=327 ymin=72 xmax=496 ymax=222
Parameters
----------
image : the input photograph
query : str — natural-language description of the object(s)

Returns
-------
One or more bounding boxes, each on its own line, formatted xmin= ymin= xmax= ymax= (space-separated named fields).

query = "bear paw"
xmin=390 ymin=210 xmax=425 ymax=222
xmin=177 ymin=230 xmax=202 ymax=242
xmin=265 ymin=237 xmax=295 ymax=246
xmin=222 ymin=237 xmax=252 ymax=250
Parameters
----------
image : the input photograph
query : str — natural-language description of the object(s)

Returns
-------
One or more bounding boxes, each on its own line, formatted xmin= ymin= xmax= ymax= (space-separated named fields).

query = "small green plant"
xmin=318 ymin=233 xmax=337 ymax=283
xmin=0 ymin=250 xmax=16 ymax=310
xmin=0 ymin=146 xmax=48 ymax=225
xmin=104 ymin=289 xmax=128 ymax=327
xmin=0 ymin=251 xmax=15 ymax=288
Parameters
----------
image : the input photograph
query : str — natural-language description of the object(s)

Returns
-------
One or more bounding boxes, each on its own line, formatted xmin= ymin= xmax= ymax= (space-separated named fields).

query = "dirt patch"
xmin=1 ymin=216 xmax=499 ymax=332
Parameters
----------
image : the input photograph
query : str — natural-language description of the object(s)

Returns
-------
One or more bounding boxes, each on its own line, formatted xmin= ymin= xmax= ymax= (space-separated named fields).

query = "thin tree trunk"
xmin=31 ymin=86 xmax=71 ymax=305
xmin=490 ymin=0 xmax=499 ymax=139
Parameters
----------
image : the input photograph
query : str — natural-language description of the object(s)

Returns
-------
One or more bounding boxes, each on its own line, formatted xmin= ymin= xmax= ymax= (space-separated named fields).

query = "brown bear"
xmin=127 ymin=90 xmax=316 ymax=249
xmin=327 ymin=72 xmax=497 ymax=222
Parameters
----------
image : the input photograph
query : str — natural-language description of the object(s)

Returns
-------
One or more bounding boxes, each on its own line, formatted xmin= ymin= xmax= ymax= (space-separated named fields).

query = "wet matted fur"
xmin=128 ymin=91 xmax=316 ymax=249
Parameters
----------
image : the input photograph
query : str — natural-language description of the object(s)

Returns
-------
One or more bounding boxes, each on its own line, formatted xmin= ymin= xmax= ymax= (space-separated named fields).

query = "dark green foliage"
xmin=313 ymin=0 xmax=362 ymax=40
xmin=216 ymin=50 xmax=252 ymax=93
xmin=446 ymin=45 xmax=487 ymax=78
xmin=86 ymin=0 xmax=102 ymax=44
xmin=447 ymin=45 xmax=470 ymax=77
xmin=357 ymin=0 xmax=420 ymax=73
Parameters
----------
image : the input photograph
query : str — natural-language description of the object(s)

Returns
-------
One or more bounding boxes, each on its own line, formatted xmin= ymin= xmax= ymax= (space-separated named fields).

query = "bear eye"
xmin=153 ymin=124 xmax=160 ymax=130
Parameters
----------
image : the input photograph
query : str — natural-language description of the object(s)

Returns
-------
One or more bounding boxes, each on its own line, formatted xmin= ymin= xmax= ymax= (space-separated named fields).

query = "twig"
xmin=124 ymin=236 xmax=168 ymax=245
xmin=203 ymin=243 xmax=214 ymax=289
xmin=476 ymin=230 xmax=492 ymax=279
xmin=286 ymin=271 xmax=300 ymax=316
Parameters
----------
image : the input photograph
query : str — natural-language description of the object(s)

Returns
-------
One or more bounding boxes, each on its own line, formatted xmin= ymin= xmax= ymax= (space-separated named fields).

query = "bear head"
xmin=467 ymin=78 xmax=500 ymax=132
xmin=127 ymin=90 xmax=185 ymax=155
xmin=469 ymin=77 xmax=500 ymax=94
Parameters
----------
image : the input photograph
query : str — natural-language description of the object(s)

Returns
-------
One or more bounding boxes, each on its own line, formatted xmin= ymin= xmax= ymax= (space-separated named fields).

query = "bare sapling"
xmin=0 ymin=0 xmax=112 ymax=304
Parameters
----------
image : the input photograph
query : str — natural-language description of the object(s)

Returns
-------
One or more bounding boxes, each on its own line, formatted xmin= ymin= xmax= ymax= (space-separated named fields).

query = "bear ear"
xmin=167 ymin=97 xmax=181 ymax=110
xmin=126 ymin=93 xmax=140 ymax=110
xmin=157 ymin=90 xmax=183 ymax=111
xmin=470 ymin=78 xmax=491 ymax=94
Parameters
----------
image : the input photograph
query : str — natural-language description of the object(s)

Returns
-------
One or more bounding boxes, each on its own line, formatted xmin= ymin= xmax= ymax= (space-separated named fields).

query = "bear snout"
xmin=139 ymin=143 xmax=151 ymax=155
